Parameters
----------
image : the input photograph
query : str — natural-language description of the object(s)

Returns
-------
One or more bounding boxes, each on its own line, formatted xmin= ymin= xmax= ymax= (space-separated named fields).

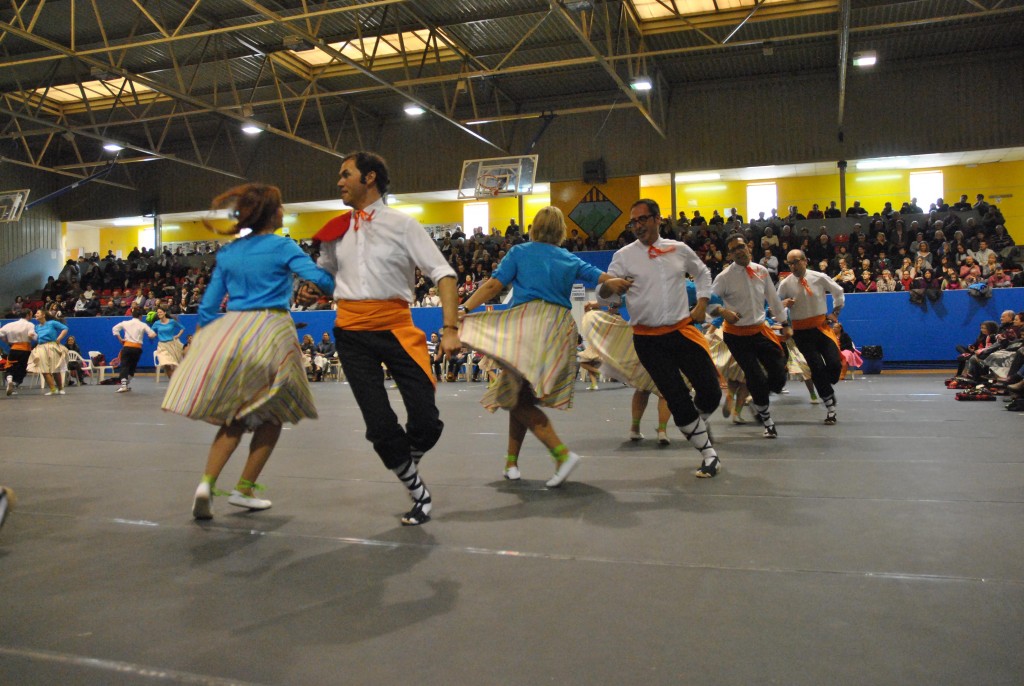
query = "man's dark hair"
xmin=631 ymin=198 xmax=660 ymax=217
xmin=726 ymin=233 xmax=746 ymax=250
xmin=344 ymin=151 xmax=391 ymax=197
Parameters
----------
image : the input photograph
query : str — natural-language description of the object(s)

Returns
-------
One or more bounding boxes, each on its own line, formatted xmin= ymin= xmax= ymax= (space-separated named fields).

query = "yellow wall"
xmin=551 ymin=176 xmax=640 ymax=241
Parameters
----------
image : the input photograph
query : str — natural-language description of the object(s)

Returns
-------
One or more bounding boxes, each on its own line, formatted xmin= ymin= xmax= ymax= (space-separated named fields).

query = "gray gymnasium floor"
xmin=1 ymin=373 xmax=1022 ymax=685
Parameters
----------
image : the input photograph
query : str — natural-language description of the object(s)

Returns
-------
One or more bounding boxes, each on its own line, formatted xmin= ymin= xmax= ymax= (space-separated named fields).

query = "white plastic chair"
xmin=88 ymin=351 xmax=115 ymax=383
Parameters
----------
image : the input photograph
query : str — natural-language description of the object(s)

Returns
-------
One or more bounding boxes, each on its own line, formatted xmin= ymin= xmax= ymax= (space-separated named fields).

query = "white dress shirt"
xmin=0 ymin=319 xmax=37 ymax=344
xmin=318 ymin=198 xmax=455 ymax=302
xmin=605 ymin=238 xmax=712 ymax=327
xmin=112 ymin=318 xmax=156 ymax=345
xmin=711 ymin=261 xmax=785 ymax=326
xmin=777 ymin=269 xmax=845 ymax=321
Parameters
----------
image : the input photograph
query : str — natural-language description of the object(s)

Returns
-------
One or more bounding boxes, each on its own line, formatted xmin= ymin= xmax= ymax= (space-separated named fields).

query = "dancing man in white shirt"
xmin=711 ymin=234 xmax=790 ymax=438
xmin=600 ymin=199 xmax=723 ymax=478
xmin=0 ymin=309 xmax=37 ymax=396
xmin=112 ymin=307 xmax=157 ymax=392
xmin=777 ymin=249 xmax=845 ymax=424
xmin=312 ymin=151 xmax=460 ymax=525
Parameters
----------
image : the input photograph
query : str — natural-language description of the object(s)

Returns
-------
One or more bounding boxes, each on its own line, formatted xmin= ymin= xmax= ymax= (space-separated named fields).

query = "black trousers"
xmin=6 ymin=348 xmax=30 ymax=385
xmin=723 ymin=331 xmax=788 ymax=407
xmin=632 ymin=328 xmax=722 ymax=427
xmin=118 ymin=346 xmax=143 ymax=381
xmin=335 ymin=327 xmax=443 ymax=470
xmin=792 ymin=327 xmax=842 ymax=399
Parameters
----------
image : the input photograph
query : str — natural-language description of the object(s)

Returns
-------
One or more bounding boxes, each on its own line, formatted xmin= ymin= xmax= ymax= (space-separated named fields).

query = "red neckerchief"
xmin=647 ymin=242 xmax=676 ymax=259
xmin=312 ymin=209 xmax=375 ymax=242
xmin=744 ymin=264 xmax=761 ymax=280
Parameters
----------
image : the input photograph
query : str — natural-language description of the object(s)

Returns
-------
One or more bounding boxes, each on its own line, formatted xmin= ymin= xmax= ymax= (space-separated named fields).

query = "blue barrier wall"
xmin=2 ymin=291 xmax=1021 ymax=367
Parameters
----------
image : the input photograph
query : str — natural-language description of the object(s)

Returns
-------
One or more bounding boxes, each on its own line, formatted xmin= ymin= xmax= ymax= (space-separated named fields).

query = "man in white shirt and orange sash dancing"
xmin=777 ymin=248 xmax=845 ymax=425
xmin=313 ymin=151 xmax=460 ymax=526
xmin=600 ymin=199 xmax=723 ymax=478
xmin=1 ymin=309 xmax=37 ymax=396
xmin=711 ymin=234 xmax=790 ymax=438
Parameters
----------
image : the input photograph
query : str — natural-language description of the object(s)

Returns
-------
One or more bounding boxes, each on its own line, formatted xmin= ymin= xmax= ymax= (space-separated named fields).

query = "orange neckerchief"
xmin=632 ymin=317 xmax=712 ymax=356
xmin=792 ymin=314 xmax=840 ymax=349
xmin=723 ymin=320 xmax=783 ymax=353
xmin=312 ymin=209 xmax=375 ymax=243
xmin=335 ymin=299 xmax=434 ymax=387
xmin=799 ymin=277 xmax=814 ymax=296
xmin=647 ymin=243 xmax=676 ymax=259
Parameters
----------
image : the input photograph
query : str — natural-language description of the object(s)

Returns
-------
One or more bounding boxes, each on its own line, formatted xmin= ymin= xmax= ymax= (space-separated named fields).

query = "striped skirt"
xmin=161 ymin=310 xmax=316 ymax=429
xmin=28 ymin=341 xmax=67 ymax=374
xmin=579 ymin=309 xmax=659 ymax=395
xmin=459 ymin=300 xmax=578 ymax=411
xmin=706 ymin=326 xmax=745 ymax=383
xmin=786 ymin=339 xmax=812 ymax=379
xmin=155 ymin=339 xmax=184 ymax=367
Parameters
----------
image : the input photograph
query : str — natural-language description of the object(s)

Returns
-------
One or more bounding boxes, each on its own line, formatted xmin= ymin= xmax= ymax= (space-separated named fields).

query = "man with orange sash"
xmin=711 ymin=234 xmax=790 ymax=438
xmin=600 ymin=199 xmax=723 ymax=478
xmin=314 ymin=151 xmax=459 ymax=526
xmin=777 ymin=248 xmax=845 ymax=425
xmin=112 ymin=306 xmax=157 ymax=392
xmin=1 ymin=309 xmax=37 ymax=396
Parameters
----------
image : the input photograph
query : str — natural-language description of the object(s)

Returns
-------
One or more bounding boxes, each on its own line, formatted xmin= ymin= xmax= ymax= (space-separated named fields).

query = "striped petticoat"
xmin=706 ymin=327 xmax=745 ymax=383
xmin=579 ymin=309 xmax=659 ymax=395
xmin=459 ymin=300 xmax=578 ymax=411
xmin=28 ymin=341 xmax=67 ymax=374
xmin=161 ymin=310 xmax=316 ymax=429
xmin=786 ymin=339 xmax=812 ymax=379
xmin=155 ymin=339 xmax=184 ymax=367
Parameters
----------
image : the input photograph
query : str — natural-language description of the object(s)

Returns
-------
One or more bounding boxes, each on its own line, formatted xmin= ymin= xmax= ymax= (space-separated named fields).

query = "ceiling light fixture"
xmin=630 ymin=76 xmax=653 ymax=92
xmin=103 ymin=142 xmax=124 ymax=152
xmin=404 ymin=105 xmax=426 ymax=116
xmin=241 ymin=124 xmax=262 ymax=135
xmin=852 ymin=50 xmax=877 ymax=67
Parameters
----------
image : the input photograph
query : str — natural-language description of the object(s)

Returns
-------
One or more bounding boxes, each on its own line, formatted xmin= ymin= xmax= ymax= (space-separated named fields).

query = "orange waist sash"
xmin=122 ymin=341 xmax=143 ymax=349
xmin=10 ymin=342 xmax=31 ymax=351
xmin=632 ymin=317 xmax=711 ymax=356
xmin=723 ymin=320 xmax=783 ymax=353
xmin=336 ymin=299 xmax=434 ymax=387
xmin=792 ymin=314 xmax=840 ymax=348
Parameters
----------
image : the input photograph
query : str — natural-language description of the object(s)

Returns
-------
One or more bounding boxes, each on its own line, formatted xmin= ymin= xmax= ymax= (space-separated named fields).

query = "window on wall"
xmin=909 ymin=171 xmax=943 ymax=211
xmin=746 ymin=183 xmax=777 ymax=221
xmin=463 ymin=202 xmax=488 ymax=238
xmin=137 ymin=227 xmax=155 ymax=251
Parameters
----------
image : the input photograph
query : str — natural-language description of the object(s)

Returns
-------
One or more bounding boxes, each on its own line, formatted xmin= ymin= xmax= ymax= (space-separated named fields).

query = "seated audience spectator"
xmin=824 ymin=201 xmax=842 ymax=218
xmin=955 ymin=321 xmax=998 ymax=377
xmin=846 ymin=200 xmax=868 ymax=217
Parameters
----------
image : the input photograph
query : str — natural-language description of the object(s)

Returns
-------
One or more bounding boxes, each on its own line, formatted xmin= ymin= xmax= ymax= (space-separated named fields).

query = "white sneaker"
xmin=44 ymin=389 xmax=55 ymax=396
xmin=546 ymin=452 xmax=580 ymax=488
xmin=228 ymin=490 xmax=272 ymax=511
xmin=810 ymin=395 xmax=820 ymax=404
xmin=5 ymin=377 xmax=12 ymax=396
xmin=503 ymin=464 xmax=521 ymax=481
xmin=629 ymin=430 xmax=644 ymax=441
xmin=116 ymin=384 xmax=130 ymax=393
xmin=57 ymin=389 xmax=66 ymax=395
xmin=657 ymin=430 xmax=671 ymax=445
xmin=192 ymin=481 xmax=213 ymax=520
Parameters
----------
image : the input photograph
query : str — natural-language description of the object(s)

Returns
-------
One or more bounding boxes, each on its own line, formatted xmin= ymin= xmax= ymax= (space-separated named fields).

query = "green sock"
xmin=550 ymin=444 xmax=569 ymax=463
xmin=201 ymin=474 xmax=216 ymax=486
xmin=658 ymin=422 xmax=668 ymax=431
xmin=505 ymin=454 xmax=518 ymax=467
xmin=631 ymin=419 xmax=641 ymax=430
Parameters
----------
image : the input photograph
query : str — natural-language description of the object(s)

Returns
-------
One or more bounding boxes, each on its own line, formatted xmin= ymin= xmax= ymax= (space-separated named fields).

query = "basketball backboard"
xmin=457 ymin=155 xmax=538 ymax=199
xmin=0 ymin=189 xmax=30 ymax=222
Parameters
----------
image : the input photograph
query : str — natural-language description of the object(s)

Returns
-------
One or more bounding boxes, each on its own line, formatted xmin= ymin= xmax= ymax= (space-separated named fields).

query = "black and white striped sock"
xmin=753 ymin=402 xmax=774 ymax=428
xmin=393 ymin=459 xmax=431 ymax=511
xmin=680 ymin=417 xmax=717 ymax=463
xmin=823 ymin=395 xmax=837 ymax=411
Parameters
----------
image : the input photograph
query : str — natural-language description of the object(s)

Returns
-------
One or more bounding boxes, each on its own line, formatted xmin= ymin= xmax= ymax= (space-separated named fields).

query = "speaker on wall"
xmin=583 ymin=158 xmax=607 ymax=184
